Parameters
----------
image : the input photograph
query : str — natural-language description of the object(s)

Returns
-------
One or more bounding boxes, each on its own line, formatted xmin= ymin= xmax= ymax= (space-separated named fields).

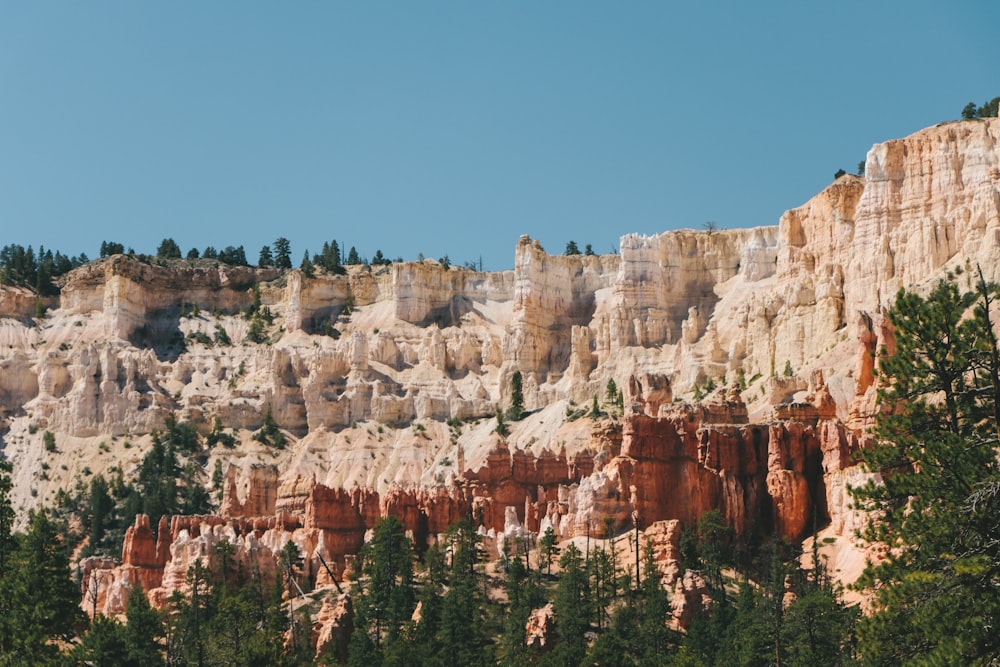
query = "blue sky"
xmin=2 ymin=2 xmax=997 ymax=270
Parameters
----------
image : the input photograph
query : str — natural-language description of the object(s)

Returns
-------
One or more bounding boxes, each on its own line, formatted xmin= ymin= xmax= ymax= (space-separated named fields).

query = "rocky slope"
xmin=3 ymin=117 xmax=1000 ymax=618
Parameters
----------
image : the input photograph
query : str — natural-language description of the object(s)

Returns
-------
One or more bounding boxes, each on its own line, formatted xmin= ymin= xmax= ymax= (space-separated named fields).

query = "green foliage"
xmin=156 ymin=238 xmax=182 ymax=259
xmin=213 ymin=322 xmax=231 ymax=345
xmin=539 ymin=526 xmax=559 ymax=576
xmin=0 ymin=510 xmax=86 ymax=663
xmin=70 ymin=614 xmax=131 ymax=666
xmin=589 ymin=393 xmax=604 ymax=419
xmin=1 ymin=244 xmax=86 ymax=292
xmin=605 ymin=377 xmax=618 ymax=402
xmin=350 ymin=516 xmax=416 ymax=662
xmin=273 ymin=237 xmax=293 ymax=269
xmin=0 ymin=459 xmax=14 ymax=575
xmin=962 ymin=96 xmax=1000 ymax=119
xmin=499 ymin=554 xmax=543 ymax=666
xmin=301 ymin=250 xmax=315 ymax=277
xmin=426 ymin=521 xmax=494 ymax=665
xmin=346 ymin=246 xmax=362 ymax=265
xmin=552 ymin=542 xmax=590 ymax=665
xmin=783 ymin=359 xmax=794 ymax=377
xmin=206 ymin=416 xmax=236 ymax=448
xmin=851 ymin=273 xmax=1000 ymax=663
xmin=315 ymin=240 xmax=345 ymax=274
xmin=494 ymin=407 xmax=510 ymax=437
xmin=506 ymin=370 xmax=525 ymax=421
xmin=564 ymin=240 xmax=581 ymax=255
xmin=81 ymin=474 xmax=115 ymax=557
xmin=246 ymin=312 xmax=268 ymax=343
xmin=217 ymin=244 xmax=249 ymax=266
xmin=99 ymin=240 xmax=125 ymax=257
xmin=254 ymin=404 xmax=287 ymax=449
xmin=124 ymin=585 xmax=165 ymax=663
xmin=737 ymin=367 xmax=747 ymax=390
xmin=258 ymin=244 xmax=274 ymax=268
xmin=834 ymin=168 xmax=847 ymax=179
xmin=43 ymin=430 xmax=56 ymax=452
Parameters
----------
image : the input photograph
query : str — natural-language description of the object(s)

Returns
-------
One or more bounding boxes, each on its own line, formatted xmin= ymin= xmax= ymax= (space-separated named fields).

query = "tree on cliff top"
xmin=963 ymin=96 xmax=1000 ymax=120
xmin=272 ymin=237 xmax=292 ymax=269
xmin=156 ymin=238 xmax=182 ymax=259
xmin=851 ymin=270 xmax=1000 ymax=664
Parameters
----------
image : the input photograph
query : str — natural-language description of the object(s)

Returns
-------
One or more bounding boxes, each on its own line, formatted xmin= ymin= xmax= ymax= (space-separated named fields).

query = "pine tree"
xmin=507 ymin=370 xmax=525 ymax=421
xmin=0 ymin=459 xmax=13 ymax=574
xmin=157 ymin=238 xmax=182 ymax=259
xmin=258 ymin=245 xmax=274 ymax=268
xmin=272 ymin=237 xmax=292 ymax=269
xmin=539 ymin=526 xmax=559 ymax=576
xmin=552 ymin=543 xmax=590 ymax=666
xmin=70 ymin=615 xmax=131 ymax=666
xmin=435 ymin=520 xmax=494 ymax=665
xmin=300 ymin=250 xmax=314 ymax=277
xmin=0 ymin=510 xmax=85 ymax=662
xmin=349 ymin=516 xmax=416 ymax=661
xmin=124 ymin=585 xmax=164 ymax=664
xmin=852 ymin=272 xmax=1000 ymax=664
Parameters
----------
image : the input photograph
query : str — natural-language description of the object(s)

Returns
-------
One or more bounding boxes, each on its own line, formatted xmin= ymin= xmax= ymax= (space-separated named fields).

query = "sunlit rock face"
xmin=3 ymin=118 xmax=1000 ymax=621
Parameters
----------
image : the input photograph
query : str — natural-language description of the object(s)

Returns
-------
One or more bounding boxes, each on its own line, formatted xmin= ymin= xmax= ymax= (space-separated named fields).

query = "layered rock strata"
xmin=0 ymin=117 xmax=998 ymax=626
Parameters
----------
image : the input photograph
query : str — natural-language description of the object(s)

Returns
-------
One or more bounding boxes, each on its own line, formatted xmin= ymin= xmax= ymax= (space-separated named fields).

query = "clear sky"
xmin=2 ymin=2 xmax=997 ymax=271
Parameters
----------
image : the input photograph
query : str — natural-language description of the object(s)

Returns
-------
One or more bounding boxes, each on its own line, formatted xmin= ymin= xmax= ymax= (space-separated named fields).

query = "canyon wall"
xmin=2 ymin=117 xmax=1000 ymax=618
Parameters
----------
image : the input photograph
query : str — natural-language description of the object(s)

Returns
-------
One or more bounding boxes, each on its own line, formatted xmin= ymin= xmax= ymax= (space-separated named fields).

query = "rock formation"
xmin=1 ymin=117 xmax=999 ymax=629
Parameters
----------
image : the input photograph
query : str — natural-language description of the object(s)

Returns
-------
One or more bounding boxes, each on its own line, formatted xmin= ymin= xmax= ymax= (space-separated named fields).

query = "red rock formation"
xmin=615 ymin=410 xmax=767 ymax=535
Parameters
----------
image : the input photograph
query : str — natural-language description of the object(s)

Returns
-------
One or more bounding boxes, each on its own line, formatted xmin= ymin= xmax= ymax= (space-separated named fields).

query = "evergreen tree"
xmin=272 ymin=237 xmax=292 ymax=269
xmin=347 ymin=246 xmax=362 ymax=265
xmin=552 ymin=542 xmax=590 ymax=666
xmin=539 ymin=526 xmax=559 ymax=576
xmin=82 ymin=474 xmax=115 ymax=557
xmin=507 ymin=370 xmax=525 ymax=421
xmin=100 ymin=240 xmax=125 ymax=258
xmin=499 ymin=555 xmax=544 ymax=666
xmin=218 ymin=245 xmax=248 ymax=266
xmin=435 ymin=520 xmax=494 ymax=665
xmin=258 ymin=245 xmax=274 ymax=268
xmin=157 ymin=238 xmax=182 ymax=259
xmin=0 ymin=459 xmax=13 ymax=574
xmin=350 ymin=516 xmax=416 ymax=662
xmin=564 ymin=240 xmax=580 ymax=255
xmin=70 ymin=615 xmax=131 ymax=666
xmin=0 ymin=510 xmax=85 ymax=663
xmin=851 ymin=273 xmax=1000 ymax=664
xmin=124 ymin=585 xmax=164 ymax=664
xmin=300 ymin=250 xmax=314 ymax=277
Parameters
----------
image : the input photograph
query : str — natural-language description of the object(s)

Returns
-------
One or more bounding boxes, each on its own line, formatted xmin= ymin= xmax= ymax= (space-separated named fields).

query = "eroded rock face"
xmin=525 ymin=603 xmax=555 ymax=650
xmin=6 ymin=118 xmax=1000 ymax=628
